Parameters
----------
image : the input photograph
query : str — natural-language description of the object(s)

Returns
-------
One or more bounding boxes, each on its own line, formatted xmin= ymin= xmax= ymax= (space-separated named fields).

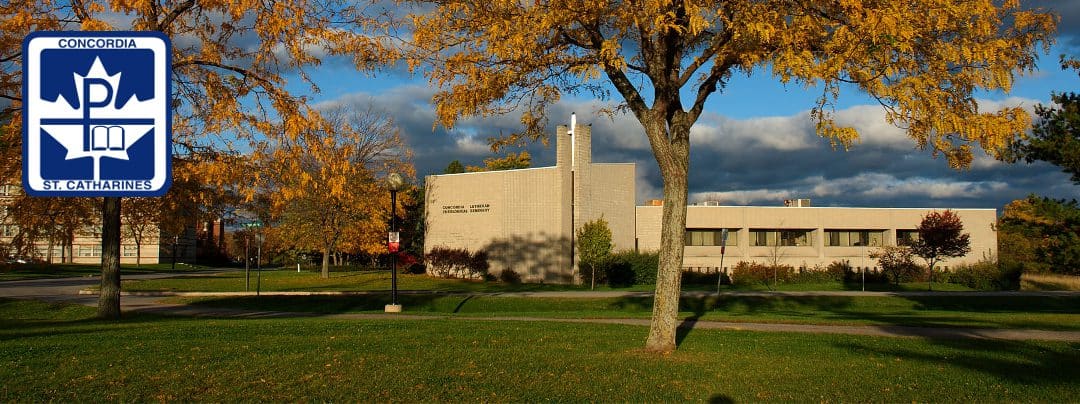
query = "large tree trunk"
xmin=644 ymin=122 xmax=691 ymax=353
xmin=321 ymin=244 xmax=331 ymax=278
xmin=97 ymin=197 xmax=122 ymax=319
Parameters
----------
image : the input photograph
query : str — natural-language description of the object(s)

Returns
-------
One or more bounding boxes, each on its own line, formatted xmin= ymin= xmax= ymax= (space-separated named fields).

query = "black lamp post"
xmin=171 ymin=235 xmax=178 ymax=271
xmin=385 ymin=172 xmax=404 ymax=313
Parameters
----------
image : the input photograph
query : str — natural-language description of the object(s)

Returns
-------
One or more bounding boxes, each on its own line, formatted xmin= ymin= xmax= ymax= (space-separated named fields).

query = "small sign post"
xmin=717 ymin=229 xmax=729 ymax=294
xmin=388 ymin=231 xmax=400 ymax=253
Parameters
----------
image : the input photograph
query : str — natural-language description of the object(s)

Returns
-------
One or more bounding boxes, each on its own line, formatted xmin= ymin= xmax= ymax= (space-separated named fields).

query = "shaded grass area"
xmin=0 ymin=263 xmax=217 ymax=281
xmin=123 ymin=269 xmax=974 ymax=293
xmin=1 ymin=298 xmax=1076 ymax=402
xmin=176 ymin=294 xmax=1080 ymax=331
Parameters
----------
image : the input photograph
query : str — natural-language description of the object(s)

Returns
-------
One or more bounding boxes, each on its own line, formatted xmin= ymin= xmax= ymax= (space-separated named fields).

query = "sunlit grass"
xmin=1022 ymin=273 xmax=1080 ymax=291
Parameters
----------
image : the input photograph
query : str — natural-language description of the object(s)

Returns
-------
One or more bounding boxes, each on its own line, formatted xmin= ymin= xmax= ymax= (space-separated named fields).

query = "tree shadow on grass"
xmin=609 ymin=295 xmax=858 ymax=347
xmin=183 ymin=294 xmax=454 ymax=315
xmin=833 ymin=337 xmax=1080 ymax=386
xmin=0 ymin=299 xmax=203 ymax=341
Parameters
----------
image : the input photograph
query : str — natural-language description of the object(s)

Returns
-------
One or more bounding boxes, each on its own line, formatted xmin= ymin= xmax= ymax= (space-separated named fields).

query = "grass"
xmin=0 ymin=262 xmax=217 ymax=281
xmin=1022 ymin=272 xmax=1080 ymax=291
xmin=121 ymin=268 xmax=975 ymax=293
xmin=0 ymin=298 xmax=1076 ymax=402
xmin=177 ymin=293 xmax=1080 ymax=331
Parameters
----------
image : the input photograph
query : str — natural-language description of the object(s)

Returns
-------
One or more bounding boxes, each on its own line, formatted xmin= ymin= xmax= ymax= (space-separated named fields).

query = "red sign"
xmin=388 ymin=231 xmax=400 ymax=253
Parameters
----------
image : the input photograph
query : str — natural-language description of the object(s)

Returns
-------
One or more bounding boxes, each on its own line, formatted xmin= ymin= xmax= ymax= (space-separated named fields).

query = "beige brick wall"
xmin=424 ymin=122 xmax=635 ymax=283
xmin=636 ymin=206 xmax=997 ymax=270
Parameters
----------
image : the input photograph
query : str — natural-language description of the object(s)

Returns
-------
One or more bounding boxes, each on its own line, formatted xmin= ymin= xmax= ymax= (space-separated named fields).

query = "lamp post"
xmin=385 ymin=172 xmax=404 ymax=313
xmin=171 ymin=235 xmax=178 ymax=271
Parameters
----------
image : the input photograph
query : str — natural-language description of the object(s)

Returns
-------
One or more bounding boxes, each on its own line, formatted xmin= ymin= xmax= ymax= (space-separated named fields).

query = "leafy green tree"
xmin=1004 ymin=56 xmax=1080 ymax=183
xmin=444 ymin=160 xmax=466 ymax=174
xmin=910 ymin=210 xmax=971 ymax=291
xmin=998 ymin=195 xmax=1080 ymax=275
xmin=576 ymin=218 xmax=613 ymax=290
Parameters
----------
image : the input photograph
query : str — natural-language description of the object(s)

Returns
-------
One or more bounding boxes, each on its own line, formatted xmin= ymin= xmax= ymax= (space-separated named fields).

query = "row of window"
xmin=25 ymin=245 xmax=143 ymax=258
xmin=685 ymin=229 xmax=921 ymax=247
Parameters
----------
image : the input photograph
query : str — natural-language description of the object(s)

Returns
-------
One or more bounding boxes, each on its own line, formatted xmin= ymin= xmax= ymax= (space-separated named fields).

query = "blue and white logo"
xmin=23 ymin=31 xmax=171 ymax=197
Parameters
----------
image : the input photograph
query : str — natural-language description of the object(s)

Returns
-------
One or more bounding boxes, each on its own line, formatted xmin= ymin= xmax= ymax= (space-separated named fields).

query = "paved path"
xmin=2 ymin=272 xmax=1078 ymax=342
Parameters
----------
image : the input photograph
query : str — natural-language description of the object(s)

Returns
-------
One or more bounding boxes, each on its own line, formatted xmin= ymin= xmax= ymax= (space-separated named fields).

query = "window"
xmin=78 ymin=245 xmax=102 ymax=257
xmin=123 ymin=245 xmax=139 ymax=257
xmin=826 ymin=230 xmax=885 ymax=247
xmin=35 ymin=246 xmax=63 ymax=258
xmin=750 ymin=229 xmax=814 ymax=247
xmin=684 ymin=229 xmax=738 ymax=246
xmin=1 ymin=224 xmax=17 ymax=237
xmin=0 ymin=184 xmax=17 ymax=197
xmin=897 ymin=230 xmax=920 ymax=246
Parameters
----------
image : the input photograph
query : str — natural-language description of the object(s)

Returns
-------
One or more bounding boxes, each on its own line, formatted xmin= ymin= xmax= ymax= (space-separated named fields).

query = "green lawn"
xmin=0 ymin=263 xmax=217 ymax=281
xmin=177 ymin=293 xmax=1080 ymax=331
xmin=121 ymin=268 xmax=974 ymax=293
xmin=0 ymin=298 xmax=1075 ymax=402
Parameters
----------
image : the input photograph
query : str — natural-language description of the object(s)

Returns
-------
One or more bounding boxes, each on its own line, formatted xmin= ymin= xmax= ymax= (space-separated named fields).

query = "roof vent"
xmin=784 ymin=198 xmax=811 ymax=207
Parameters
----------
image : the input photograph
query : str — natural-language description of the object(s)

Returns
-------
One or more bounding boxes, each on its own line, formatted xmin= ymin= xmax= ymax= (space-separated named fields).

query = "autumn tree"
xmin=1 ymin=0 xmax=393 ymax=318
xmin=407 ymin=0 xmax=1054 ymax=351
xmin=6 ymin=195 xmax=96 ymax=263
xmin=122 ymin=197 xmax=163 ymax=267
xmin=466 ymin=151 xmax=532 ymax=172
xmin=263 ymin=105 xmax=412 ymax=278
xmin=1004 ymin=56 xmax=1080 ymax=184
xmin=910 ymin=210 xmax=971 ymax=291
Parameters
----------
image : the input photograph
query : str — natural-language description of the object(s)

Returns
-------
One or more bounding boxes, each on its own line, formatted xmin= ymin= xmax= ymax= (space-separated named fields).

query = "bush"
xmin=948 ymin=259 xmax=1022 ymax=291
xmin=608 ymin=250 xmax=659 ymax=285
xmin=869 ymin=246 xmax=923 ymax=284
xmin=425 ymin=247 xmax=490 ymax=279
xmin=498 ymin=268 xmax=522 ymax=284
xmin=731 ymin=262 xmax=795 ymax=287
xmin=790 ymin=264 xmax=838 ymax=283
xmin=681 ymin=271 xmax=720 ymax=286
xmin=604 ymin=263 xmax=636 ymax=287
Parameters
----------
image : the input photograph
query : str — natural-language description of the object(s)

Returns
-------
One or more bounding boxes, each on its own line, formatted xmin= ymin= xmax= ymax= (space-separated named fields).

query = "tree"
xmin=6 ymin=195 xmax=96 ymax=263
xmin=910 ymin=210 xmax=971 ymax=291
xmin=466 ymin=151 xmax=532 ymax=172
xmin=444 ymin=160 xmax=466 ymax=174
xmin=998 ymin=195 xmax=1080 ymax=275
xmin=576 ymin=217 xmax=613 ymax=290
xmin=408 ymin=0 xmax=1054 ymax=351
xmin=869 ymin=245 xmax=918 ymax=285
xmin=1003 ymin=56 xmax=1080 ymax=183
xmin=123 ymin=197 xmax=162 ymax=267
xmin=1 ymin=0 xmax=392 ymax=318
xmin=263 ymin=105 xmax=412 ymax=278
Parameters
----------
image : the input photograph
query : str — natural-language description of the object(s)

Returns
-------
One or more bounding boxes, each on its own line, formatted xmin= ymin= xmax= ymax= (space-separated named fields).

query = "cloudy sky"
xmin=305 ymin=2 xmax=1080 ymax=210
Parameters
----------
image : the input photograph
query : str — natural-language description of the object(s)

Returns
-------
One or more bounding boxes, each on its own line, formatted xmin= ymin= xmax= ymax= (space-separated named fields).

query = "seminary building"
xmin=424 ymin=120 xmax=996 ymax=283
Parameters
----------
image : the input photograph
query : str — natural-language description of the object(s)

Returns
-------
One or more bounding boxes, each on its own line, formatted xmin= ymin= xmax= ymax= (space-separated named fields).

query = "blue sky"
xmin=294 ymin=2 xmax=1080 ymax=210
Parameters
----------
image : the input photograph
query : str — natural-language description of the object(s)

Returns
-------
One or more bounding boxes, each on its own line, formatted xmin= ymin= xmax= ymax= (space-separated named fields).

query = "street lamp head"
xmin=387 ymin=172 xmax=405 ymax=192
